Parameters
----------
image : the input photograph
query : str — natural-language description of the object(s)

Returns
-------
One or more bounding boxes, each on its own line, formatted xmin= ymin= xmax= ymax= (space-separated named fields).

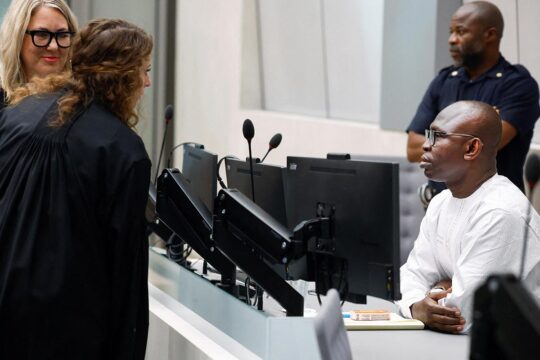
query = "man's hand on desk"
xmin=410 ymin=289 xmax=465 ymax=334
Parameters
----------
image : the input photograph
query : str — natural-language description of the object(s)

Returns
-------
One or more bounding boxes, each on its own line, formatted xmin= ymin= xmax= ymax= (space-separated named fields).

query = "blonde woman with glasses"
xmin=0 ymin=0 xmax=78 ymax=109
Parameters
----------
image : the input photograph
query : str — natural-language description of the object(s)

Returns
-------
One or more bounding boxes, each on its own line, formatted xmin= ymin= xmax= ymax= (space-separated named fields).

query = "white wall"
xmin=174 ymin=0 xmax=406 ymax=167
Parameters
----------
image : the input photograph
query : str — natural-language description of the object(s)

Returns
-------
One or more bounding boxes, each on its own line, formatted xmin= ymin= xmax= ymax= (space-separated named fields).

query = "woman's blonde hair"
xmin=12 ymin=18 xmax=153 ymax=128
xmin=0 ymin=0 xmax=78 ymax=100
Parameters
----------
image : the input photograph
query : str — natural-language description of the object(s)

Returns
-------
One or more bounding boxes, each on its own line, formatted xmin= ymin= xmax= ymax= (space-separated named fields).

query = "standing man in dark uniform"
xmin=407 ymin=1 xmax=540 ymax=195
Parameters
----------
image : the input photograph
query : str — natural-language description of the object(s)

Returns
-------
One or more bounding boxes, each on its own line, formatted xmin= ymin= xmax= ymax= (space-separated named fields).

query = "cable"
xmin=337 ymin=261 xmax=348 ymax=305
xmin=166 ymin=234 xmax=185 ymax=263
xmin=313 ymin=253 xmax=323 ymax=305
xmin=166 ymin=142 xmax=204 ymax=169
xmin=182 ymin=244 xmax=192 ymax=263
xmin=216 ymin=155 xmax=240 ymax=189
xmin=164 ymin=233 xmax=194 ymax=268
xmin=245 ymin=277 xmax=253 ymax=305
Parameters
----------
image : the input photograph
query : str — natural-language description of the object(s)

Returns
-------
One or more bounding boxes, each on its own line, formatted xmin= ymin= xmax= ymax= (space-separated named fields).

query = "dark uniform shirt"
xmin=0 ymin=91 xmax=150 ymax=359
xmin=407 ymin=55 xmax=540 ymax=192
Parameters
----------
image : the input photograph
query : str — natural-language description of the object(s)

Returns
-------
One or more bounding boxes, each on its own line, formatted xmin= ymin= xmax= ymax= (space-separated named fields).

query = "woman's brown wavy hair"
xmin=11 ymin=18 xmax=153 ymax=128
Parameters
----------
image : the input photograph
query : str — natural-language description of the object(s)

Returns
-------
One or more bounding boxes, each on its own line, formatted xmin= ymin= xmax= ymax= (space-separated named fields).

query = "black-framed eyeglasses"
xmin=425 ymin=129 xmax=480 ymax=147
xmin=25 ymin=30 xmax=74 ymax=48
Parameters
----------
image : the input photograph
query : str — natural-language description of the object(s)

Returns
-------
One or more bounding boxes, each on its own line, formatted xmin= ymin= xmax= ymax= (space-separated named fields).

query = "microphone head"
xmin=525 ymin=153 xmax=540 ymax=189
xmin=242 ymin=119 xmax=255 ymax=142
xmin=165 ymin=104 xmax=174 ymax=122
xmin=269 ymin=133 xmax=282 ymax=149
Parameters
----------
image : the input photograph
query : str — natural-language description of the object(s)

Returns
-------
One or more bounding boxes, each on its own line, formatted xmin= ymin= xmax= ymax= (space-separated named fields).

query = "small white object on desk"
xmin=343 ymin=312 xmax=424 ymax=330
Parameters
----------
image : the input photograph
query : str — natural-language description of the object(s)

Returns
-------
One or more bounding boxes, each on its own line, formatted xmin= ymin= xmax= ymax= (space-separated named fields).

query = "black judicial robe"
xmin=0 ymin=88 xmax=6 ymax=110
xmin=0 ymin=92 xmax=151 ymax=359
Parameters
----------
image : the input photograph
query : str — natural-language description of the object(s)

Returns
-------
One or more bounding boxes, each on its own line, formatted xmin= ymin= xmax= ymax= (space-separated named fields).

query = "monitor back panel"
xmin=225 ymin=158 xmax=288 ymax=226
xmin=181 ymin=145 xmax=218 ymax=213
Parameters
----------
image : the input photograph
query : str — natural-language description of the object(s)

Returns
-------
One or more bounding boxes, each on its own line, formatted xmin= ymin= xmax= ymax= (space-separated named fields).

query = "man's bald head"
xmin=435 ymin=100 xmax=502 ymax=157
xmin=457 ymin=1 xmax=504 ymax=40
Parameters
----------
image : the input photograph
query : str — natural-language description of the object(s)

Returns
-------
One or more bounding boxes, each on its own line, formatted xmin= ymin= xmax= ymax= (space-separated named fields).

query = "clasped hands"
xmin=410 ymin=279 xmax=465 ymax=334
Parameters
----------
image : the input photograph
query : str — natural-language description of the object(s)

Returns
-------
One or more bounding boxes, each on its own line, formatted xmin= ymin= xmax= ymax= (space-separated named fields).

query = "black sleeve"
xmin=106 ymin=157 xmax=151 ymax=360
xmin=497 ymin=72 xmax=540 ymax=134
xmin=0 ymin=88 xmax=7 ymax=111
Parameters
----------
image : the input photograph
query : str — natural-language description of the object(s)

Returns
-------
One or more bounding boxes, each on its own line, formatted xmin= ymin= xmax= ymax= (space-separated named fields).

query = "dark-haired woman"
xmin=0 ymin=19 xmax=152 ymax=359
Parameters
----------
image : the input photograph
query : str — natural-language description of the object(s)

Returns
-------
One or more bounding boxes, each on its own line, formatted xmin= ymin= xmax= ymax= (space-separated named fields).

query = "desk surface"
xmin=342 ymin=296 xmax=468 ymax=360
xmin=266 ymin=284 xmax=470 ymax=360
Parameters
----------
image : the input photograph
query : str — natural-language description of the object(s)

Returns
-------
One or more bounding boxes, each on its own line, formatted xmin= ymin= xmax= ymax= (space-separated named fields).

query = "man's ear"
xmin=464 ymin=138 xmax=482 ymax=160
xmin=484 ymin=27 xmax=498 ymax=43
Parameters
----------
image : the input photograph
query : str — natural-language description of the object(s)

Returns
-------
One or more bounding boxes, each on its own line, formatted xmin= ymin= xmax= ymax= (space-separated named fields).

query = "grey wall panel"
xmin=258 ymin=0 xmax=327 ymax=117
xmin=241 ymin=0 xmax=263 ymax=109
xmin=518 ymin=0 xmax=540 ymax=75
xmin=0 ymin=0 xmax=10 ymax=22
xmin=517 ymin=0 xmax=540 ymax=144
xmin=322 ymin=0 xmax=383 ymax=123
xmin=380 ymin=0 xmax=437 ymax=132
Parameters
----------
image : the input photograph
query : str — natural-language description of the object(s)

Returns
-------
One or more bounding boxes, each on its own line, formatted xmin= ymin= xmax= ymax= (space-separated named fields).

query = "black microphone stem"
xmin=519 ymin=199 xmax=531 ymax=280
xmin=154 ymin=122 xmax=169 ymax=185
xmin=248 ymin=141 xmax=256 ymax=203
xmin=260 ymin=149 xmax=271 ymax=163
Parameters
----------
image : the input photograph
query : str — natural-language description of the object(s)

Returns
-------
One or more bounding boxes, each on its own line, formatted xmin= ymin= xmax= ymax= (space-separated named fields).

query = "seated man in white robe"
xmin=397 ymin=100 xmax=540 ymax=333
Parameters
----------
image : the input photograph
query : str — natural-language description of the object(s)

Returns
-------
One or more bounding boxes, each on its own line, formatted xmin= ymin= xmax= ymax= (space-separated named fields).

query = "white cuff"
xmin=396 ymin=293 xmax=424 ymax=319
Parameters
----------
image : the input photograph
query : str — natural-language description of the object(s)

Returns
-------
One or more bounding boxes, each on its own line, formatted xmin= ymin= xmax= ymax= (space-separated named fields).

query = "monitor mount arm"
xmin=292 ymin=216 xmax=334 ymax=256
xmin=212 ymin=216 xmax=306 ymax=316
xmin=291 ymin=214 xmax=353 ymax=303
xmin=212 ymin=189 xmax=337 ymax=316
xmin=156 ymin=169 xmax=236 ymax=292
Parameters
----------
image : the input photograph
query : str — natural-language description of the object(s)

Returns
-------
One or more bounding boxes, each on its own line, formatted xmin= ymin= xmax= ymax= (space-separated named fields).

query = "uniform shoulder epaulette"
xmin=511 ymin=64 xmax=532 ymax=77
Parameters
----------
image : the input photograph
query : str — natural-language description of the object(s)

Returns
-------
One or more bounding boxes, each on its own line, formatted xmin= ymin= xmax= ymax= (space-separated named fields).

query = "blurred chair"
xmin=314 ymin=289 xmax=352 ymax=360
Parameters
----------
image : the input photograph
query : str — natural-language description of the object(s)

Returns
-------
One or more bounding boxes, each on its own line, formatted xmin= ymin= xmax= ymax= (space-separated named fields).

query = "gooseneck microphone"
xmin=242 ymin=118 xmax=264 ymax=310
xmin=260 ymin=133 xmax=282 ymax=163
xmin=520 ymin=153 xmax=540 ymax=279
xmin=154 ymin=104 xmax=174 ymax=185
xmin=242 ymin=119 xmax=256 ymax=202
xmin=164 ymin=105 xmax=174 ymax=122
xmin=242 ymin=118 xmax=255 ymax=140
xmin=525 ymin=153 xmax=540 ymax=200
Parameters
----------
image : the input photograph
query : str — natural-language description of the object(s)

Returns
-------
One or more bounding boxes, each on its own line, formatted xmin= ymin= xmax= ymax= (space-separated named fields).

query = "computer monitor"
xmin=180 ymin=144 xmax=218 ymax=213
xmin=284 ymin=156 xmax=401 ymax=302
xmin=470 ymin=274 xmax=540 ymax=359
xmin=225 ymin=158 xmax=287 ymax=226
